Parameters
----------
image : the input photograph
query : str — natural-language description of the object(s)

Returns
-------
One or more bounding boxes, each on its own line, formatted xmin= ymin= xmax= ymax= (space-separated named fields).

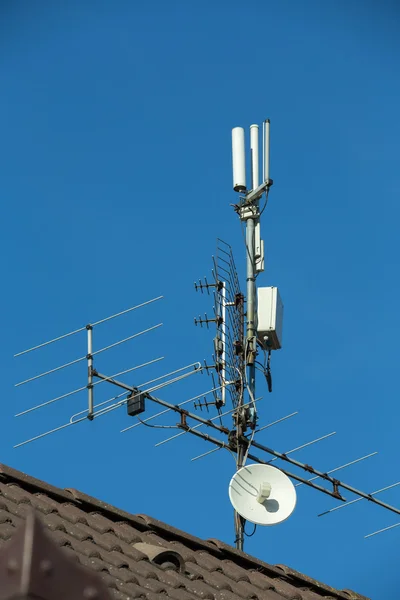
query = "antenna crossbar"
xmin=121 ymin=384 xmax=228 ymax=433
xmin=177 ymin=426 xmax=347 ymax=502
xmin=155 ymin=397 xmax=262 ymax=447
xmin=190 ymin=411 xmax=299 ymax=462
xmin=91 ymin=370 xmax=232 ymax=436
xmin=250 ymin=438 xmax=400 ymax=517
xmin=88 ymin=370 xmax=400 ymax=519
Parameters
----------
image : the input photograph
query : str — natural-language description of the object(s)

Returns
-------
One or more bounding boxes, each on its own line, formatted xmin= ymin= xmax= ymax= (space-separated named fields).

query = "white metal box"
xmin=257 ymin=287 xmax=283 ymax=350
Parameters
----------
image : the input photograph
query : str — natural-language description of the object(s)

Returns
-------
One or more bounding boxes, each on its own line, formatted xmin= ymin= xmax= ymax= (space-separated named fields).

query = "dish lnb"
xmin=229 ymin=464 xmax=296 ymax=526
xmin=232 ymin=127 xmax=246 ymax=192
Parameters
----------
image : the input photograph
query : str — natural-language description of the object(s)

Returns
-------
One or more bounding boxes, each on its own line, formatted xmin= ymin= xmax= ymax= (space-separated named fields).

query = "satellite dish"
xmin=228 ymin=463 xmax=297 ymax=526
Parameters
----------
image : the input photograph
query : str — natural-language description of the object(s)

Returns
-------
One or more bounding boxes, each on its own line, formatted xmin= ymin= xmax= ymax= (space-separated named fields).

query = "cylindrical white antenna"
xmin=252 ymin=124 xmax=262 ymax=270
xmin=232 ymin=127 xmax=246 ymax=192
xmin=250 ymin=124 xmax=259 ymax=190
xmin=263 ymin=119 xmax=270 ymax=183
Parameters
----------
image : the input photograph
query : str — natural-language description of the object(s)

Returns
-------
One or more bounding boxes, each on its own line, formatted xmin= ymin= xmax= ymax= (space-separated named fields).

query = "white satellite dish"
xmin=228 ymin=463 xmax=297 ymax=526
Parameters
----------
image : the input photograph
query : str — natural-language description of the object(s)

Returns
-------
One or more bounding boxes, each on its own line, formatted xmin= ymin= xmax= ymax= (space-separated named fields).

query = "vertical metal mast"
xmin=234 ymin=198 xmax=257 ymax=552
xmin=246 ymin=123 xmax=260 ymax=419
xmin=232 ymin=121 xmax=270 ymax=551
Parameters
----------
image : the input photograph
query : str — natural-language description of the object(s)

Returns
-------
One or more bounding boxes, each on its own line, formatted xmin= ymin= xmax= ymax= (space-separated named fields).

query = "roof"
xmin=0 ymin=463 xmax=368 ymax=600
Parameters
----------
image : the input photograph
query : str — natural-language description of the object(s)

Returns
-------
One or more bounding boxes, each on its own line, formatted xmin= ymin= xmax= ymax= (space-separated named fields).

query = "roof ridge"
xmin=0 ymin=464 xmax=150 ymax=532
xmin=0 ymin=464 xmax=225 ymax=556
xmin=0 ymin=464 xmax=75 ymax=504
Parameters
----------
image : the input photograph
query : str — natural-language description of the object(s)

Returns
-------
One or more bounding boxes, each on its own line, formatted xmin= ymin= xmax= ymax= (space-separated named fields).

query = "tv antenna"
xmin=14 ymin=120 xmax=400 ymax=552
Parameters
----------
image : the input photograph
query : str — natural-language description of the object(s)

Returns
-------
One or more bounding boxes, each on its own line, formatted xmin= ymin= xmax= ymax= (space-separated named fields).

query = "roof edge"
xmin=65 ymin=488 xmax=149 ymax=530
xmin=0 ymin=464 xmax=148 ymax=531
xmin=0 ymin=464 xmax=75 ymax=504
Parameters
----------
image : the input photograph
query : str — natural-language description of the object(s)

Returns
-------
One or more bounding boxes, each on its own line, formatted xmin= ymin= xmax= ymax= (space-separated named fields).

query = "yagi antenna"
xmin=13 ymin=119 xmax=400 ymax=552
xmin=14 ymin=295 xmax=165 ymax=441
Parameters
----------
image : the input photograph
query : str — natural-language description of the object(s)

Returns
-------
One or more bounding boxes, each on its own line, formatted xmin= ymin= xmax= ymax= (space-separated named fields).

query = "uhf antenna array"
xmin=194 ymin=239 xmax=244 ymax=412
xmin=14 ymin=120 xmax=400 ymax=549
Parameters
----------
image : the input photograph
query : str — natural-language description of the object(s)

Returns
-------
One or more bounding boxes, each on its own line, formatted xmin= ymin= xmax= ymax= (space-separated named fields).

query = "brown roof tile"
xmin=166 ymin=587 xmax=199 ymax=600
xmin=0 ymin=463 xmax=369 ymax=600
xmin=155 ymin=568 xmax=188 ymax=589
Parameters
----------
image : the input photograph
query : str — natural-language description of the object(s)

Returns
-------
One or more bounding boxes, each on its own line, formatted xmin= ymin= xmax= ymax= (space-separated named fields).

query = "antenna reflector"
xmin=229 ymin=463 xmax=297 ymax=526
xmin=232 ymin=127 xmax=246 ymax=192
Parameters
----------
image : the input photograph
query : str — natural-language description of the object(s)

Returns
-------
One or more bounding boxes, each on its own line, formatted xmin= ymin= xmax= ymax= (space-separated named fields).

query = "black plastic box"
xmin=127 ymin=390 xmax=145 ymax=416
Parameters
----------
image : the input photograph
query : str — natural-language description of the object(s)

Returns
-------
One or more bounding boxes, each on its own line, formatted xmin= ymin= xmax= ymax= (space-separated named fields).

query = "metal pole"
xmin=245 ymin=216 xmax=257 ymax=416
xmin=87 ymin=325 xmax=94 ymax=420
xmin=221 ymin=282 xmax=227 ymax=406
xmin=234 ymin=215 xmax=257 ymax=552
xmin=247 ymin=121 xmax=259 ymax=426
xmin=234 ymin=126 xmax=260 ymax=552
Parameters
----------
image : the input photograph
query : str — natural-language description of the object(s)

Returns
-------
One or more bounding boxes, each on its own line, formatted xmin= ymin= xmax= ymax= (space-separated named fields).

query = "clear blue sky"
xmin=2 ymin=2 xmax=399 ymax=598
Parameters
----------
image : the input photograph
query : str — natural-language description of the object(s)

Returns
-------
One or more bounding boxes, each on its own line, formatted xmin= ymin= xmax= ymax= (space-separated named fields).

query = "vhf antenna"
xmin=13 ymin=120 xmax=400 ymax=552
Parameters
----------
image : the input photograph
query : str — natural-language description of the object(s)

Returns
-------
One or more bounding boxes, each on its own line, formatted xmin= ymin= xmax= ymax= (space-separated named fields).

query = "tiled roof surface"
xmin=0 ymin=464 xmax=368 ymax=600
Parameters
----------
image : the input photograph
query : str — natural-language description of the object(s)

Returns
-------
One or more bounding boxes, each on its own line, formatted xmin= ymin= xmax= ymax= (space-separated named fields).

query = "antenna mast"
xmin=231 ymin=121 xmax=272 ymax=550
xmin=14 ymin=119 xmax=400 ymax=553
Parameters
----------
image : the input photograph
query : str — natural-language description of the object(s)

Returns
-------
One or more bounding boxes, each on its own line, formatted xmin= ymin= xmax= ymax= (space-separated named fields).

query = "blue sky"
xmin=2 ymin=1 xmax=400 ymax=598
